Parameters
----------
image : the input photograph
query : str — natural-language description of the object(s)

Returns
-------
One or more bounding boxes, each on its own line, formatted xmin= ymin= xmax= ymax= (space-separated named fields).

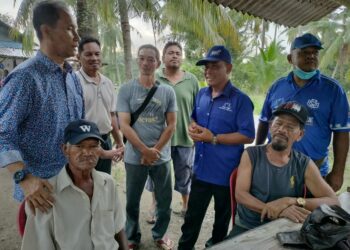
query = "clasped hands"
xmin=141 ymin=147 xmax=160 ymax=166
xmin=260 ymin=197 xmax=311 ymax=223
xmin=188 ymin=122 xmax=214 ymax=143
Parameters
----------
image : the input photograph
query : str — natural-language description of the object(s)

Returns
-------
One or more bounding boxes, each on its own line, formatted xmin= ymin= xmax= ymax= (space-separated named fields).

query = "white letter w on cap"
xmin=80 ymin=125 xmax=91 ymax=132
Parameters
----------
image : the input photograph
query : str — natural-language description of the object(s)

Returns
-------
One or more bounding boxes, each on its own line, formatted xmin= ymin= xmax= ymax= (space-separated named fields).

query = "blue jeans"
xmin=125 ymin=161 xmax=172 ymax=244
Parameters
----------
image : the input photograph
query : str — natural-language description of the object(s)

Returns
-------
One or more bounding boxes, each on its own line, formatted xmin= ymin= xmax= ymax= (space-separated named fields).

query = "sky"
xmin=0 ymin=0 xmax=167 ymax=54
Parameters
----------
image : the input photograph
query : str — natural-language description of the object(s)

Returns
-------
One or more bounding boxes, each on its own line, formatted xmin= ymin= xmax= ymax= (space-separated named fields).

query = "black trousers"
xmin=95 ymin=133 xmax=112 ymax=174
xmin=178 ymin=176 xmax=231 ymax=250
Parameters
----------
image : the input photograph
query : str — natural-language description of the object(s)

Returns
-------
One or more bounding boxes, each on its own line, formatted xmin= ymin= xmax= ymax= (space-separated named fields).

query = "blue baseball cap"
xmin=64 ymin=119 xmax=104 ymax=144
xmin=291 ymin=33 xmax=323 ymax=50
xmin=196 ymin=45 xmax=232 ymax=66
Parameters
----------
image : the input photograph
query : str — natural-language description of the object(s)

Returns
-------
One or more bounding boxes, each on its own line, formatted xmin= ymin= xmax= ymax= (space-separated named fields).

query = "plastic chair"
xmin=229 ymin=168 xmax=238 ymax=226
xmin=17 ymin=201 xmax=26 ymax=237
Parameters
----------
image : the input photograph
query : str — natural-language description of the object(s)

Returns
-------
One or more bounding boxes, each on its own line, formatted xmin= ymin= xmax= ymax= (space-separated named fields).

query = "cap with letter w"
xmin=63 ymin=119 xmax=104 ymax=144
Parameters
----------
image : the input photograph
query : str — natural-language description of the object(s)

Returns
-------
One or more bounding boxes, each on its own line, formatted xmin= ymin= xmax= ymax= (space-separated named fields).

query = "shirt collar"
xmin=287 ymin=70 xmax=321 ymax=85
xmin=157 ymin=68 xmax=191 ymax=81
xmin=36 ymin=50 xmax=73 ymax=73
xmin=205 ymin=80 xmax=234 ymax=98
xmin=79 ymin=68 xmax=101 ymax=85
xmin=56 ymin=165 xmax=107 ymax=193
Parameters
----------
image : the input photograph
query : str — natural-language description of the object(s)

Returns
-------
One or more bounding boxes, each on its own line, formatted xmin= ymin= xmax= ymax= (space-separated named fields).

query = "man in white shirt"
xmin=21 ymin=119 xmax=127 ymax=250
xmin=76 ymin=36 xmax=124 ymax=174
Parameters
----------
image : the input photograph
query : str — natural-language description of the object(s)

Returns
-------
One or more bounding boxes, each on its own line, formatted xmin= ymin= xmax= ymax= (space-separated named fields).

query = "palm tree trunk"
xmin=118 ymin=0 xmax=133 ymax=81
xmin=261 ymin=20 xmax=267 ymax=50
xmin=76 ymin=0 xmax=98 ymax=38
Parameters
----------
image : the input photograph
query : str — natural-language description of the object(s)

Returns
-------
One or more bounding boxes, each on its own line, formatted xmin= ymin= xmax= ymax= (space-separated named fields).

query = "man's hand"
xmin=141 ymin=147 xmax=160 ymax=165
xmin=326 ymin=169 xmax=343 ymax=192
xmin=20 ymin=174 xmax=54 ymax=215
xmin=102 ymin=148 xmax=123 ymax=162
xmin=113 ymin=144 xmax=125 ymax=162
xmin=279 ymin=205 xmax=311 ymax=223
xmin=261 ymin=197 xmax=293 ymax=221
xmin=188 ymin=123 xmax=214 ymax=143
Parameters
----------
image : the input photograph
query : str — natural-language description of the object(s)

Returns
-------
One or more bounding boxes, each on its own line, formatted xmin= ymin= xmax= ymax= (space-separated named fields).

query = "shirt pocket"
xmin=93 ymin=210 xmax=116 ymax=238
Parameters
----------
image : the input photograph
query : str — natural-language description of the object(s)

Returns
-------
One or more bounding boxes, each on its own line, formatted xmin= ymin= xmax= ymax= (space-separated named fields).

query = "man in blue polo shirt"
xmin=256 ymin=33 xmax=350 ymax=192
xmin=178 ymin=45 xmax=255 ymax=249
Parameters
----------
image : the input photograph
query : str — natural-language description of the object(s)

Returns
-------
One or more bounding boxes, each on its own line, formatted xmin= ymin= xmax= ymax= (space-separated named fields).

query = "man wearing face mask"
xmin=256 ymin=33 xmax=350 ymax=192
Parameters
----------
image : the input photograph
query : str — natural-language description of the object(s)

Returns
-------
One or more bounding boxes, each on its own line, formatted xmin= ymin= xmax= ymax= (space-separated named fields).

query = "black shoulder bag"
xmin=123 ymin=83 xmax=158 ymax=143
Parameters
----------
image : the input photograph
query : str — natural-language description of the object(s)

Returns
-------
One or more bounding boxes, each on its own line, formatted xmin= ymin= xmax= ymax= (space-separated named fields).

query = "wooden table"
xmin=209 ymin=218 xmax=305 ymax=250
xmin=211 ymin=194 xmax=350 ymax=249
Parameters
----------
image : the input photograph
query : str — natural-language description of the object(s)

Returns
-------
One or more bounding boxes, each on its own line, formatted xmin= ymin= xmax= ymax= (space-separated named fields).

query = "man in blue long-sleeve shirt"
xmin=0 ymin=1 xmax=83 ymax=214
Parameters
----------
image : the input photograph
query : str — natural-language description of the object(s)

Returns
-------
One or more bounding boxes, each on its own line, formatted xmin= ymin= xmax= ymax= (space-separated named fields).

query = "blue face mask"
xmin=293 ymin=66 xmax=317 ymax=80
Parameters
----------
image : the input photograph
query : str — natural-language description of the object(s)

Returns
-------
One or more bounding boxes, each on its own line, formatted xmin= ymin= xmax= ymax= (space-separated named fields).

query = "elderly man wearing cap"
xmin=256 ymin=33 xmax=350 ymax=192
xmin=178 ymin=45 xmax=255 ymax=249
xmin=232 ymin=101 xmax=339 ymax=237
xmin=21 ymin=119 xmax=128 ymax=250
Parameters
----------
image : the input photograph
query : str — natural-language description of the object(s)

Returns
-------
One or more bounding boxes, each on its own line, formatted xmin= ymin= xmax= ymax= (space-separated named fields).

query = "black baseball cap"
xmin=290 ymin=33 xmax=323 ymax=50
xmin=196 ymin=45 xmax=232 ymax=66
xmin=273 ymin=101 xmax=309 ymax=125
xmin=64 ymin=119 xmax=104 ymax=144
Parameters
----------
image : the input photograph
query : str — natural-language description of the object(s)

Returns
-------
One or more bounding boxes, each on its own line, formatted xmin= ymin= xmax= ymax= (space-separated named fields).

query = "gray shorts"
xmin=145 ymin=146 xmax=194 ymax=195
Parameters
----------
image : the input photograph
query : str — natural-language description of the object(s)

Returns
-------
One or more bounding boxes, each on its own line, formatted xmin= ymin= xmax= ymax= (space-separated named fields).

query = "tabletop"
xmin=210 ymin=218 xmax=305 ymax=250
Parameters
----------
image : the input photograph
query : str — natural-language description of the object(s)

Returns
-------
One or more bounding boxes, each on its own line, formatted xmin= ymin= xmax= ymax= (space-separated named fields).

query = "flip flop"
xmin=155 ymin=236 xmax=174 ymax=250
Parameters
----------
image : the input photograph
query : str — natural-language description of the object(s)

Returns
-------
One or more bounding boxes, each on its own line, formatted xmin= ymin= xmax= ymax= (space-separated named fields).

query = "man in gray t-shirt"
xmin=117 ymin=44 xmax=177 ymax=249
xmin=231 ymin=101 xmax=338 ymax=238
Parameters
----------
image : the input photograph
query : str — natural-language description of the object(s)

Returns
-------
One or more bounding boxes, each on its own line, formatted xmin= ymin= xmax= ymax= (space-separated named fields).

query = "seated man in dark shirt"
xmin=232 ymin=101 xmax=339 ymax=237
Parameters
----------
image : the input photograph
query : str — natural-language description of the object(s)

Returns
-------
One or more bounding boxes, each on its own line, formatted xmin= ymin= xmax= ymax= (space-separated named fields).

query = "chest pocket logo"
xmin=219 ymin=102 xmax=232 ymax=112
xmin=307 ymin=99 xmax=319 ymax=109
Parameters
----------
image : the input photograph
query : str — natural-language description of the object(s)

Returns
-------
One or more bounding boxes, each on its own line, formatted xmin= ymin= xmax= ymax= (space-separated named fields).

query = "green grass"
xmin=250 ymin=93 xmax=266 ymax=115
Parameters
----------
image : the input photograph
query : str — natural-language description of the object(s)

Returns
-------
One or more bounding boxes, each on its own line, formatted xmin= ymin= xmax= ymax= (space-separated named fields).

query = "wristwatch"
xmin=296 ymin=197 xmax=306 ymax=207
xmin=211 ymin=135 xmax=218 ymax=145
xmin=13 ymin=169 xmax=29 ymax=184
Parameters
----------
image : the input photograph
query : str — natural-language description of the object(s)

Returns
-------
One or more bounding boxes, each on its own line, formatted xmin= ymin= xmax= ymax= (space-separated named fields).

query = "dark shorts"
xmin=145 ymin=146 xmax=194 ymax=195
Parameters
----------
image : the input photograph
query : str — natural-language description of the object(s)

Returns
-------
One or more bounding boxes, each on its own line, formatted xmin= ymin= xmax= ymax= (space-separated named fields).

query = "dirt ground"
xmin=0 ymin=163 xmax=217 ymax=250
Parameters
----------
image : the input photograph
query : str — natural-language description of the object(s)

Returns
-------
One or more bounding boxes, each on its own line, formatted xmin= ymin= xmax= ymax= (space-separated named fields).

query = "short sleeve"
xmin=116 ymin=84 xmax=131 ymax=113
xmin=166 ymin=86 xmax=177 ymax=113
xmin=236 ymin=94 xmax=255 ymax=139
xmin=329 ymin=85 xmax=350 ymax=132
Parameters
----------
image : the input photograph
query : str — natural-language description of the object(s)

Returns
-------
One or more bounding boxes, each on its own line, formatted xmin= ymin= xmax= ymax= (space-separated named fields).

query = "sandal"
xmin=155 ymin=236 xmax=174 ymax=250
xmin=128 ymin=243 xmax=139 ymax=250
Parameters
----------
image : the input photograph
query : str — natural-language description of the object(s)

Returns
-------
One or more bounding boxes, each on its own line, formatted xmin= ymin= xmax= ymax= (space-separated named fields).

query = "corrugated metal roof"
xmin=208 ymin=0 xmax=350 ymax=27
xmin=0 ymin=47 xmax=32 ymax=59
xmin=0 ymin=41 xmax=23 ymax=49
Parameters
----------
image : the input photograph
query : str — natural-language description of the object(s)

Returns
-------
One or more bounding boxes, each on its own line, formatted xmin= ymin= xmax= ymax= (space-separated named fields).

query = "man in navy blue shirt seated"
xmin=233 ymin=101 xmax=339 ymax=237
xmin=178 ymin=45 xmax=255 ymax=249
xmin=256 ymin=33 xmax=350 ymax=192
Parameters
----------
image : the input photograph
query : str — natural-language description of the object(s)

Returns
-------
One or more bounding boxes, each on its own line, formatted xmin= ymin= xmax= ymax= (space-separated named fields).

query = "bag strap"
xmin=130 ymin=82 xmax=158 ymax=127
